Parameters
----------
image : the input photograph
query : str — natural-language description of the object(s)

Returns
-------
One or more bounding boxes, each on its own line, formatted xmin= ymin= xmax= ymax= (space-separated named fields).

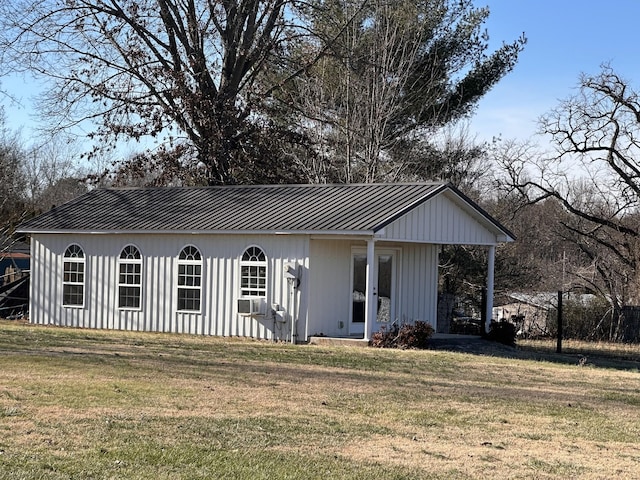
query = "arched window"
xmin=240 ymin=246 xmax=266 ymax=297
xmin=118 ymin=245 xmax=142 ymax=309
xmin=177 ymin=245 xmax=202 ymax=311
xmin=63 ymin=244 xmax=85 ymax=307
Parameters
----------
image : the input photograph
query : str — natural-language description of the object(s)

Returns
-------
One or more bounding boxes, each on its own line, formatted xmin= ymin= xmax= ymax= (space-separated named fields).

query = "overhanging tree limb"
xmin=499 ymin=64 xmax=640 ymax=305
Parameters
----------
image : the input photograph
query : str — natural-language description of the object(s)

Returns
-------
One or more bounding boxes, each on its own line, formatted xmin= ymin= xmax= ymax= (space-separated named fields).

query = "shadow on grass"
xmin=427 ymin=336 xmax=640 ymax=371
xmin=2 ymin=319 xmax=637 ymax=373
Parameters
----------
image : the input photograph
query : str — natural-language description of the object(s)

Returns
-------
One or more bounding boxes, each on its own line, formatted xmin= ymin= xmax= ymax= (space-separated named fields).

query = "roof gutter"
xmin=16 ymin=228 xmax=376 ymax=237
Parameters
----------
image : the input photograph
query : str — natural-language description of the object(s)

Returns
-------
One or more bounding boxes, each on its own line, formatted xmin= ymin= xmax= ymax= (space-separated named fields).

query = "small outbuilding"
xmin=0 ymin=237 xmax=30 ymax=288
xmin=0 ymin=237 xmax=31 ymax=318
xmin=16 ymin=183 xmax=514 ymax=341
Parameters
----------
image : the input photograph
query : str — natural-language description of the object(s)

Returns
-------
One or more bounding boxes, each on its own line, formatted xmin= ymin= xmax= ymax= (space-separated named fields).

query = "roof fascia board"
xmin=310 ymin=234 xmax=375 ymax=241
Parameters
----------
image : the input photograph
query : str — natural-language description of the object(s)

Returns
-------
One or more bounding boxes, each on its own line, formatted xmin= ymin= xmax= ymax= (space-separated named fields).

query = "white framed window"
xmin=240 ymin=246 xmax=266 ymax=297
xmin=63 ymin=244 xmax=85 ymax=307
xmin=118 ymin=245 xmax=142 ymax=310
xmin=177 ymin=245 xmax=202 ymax=312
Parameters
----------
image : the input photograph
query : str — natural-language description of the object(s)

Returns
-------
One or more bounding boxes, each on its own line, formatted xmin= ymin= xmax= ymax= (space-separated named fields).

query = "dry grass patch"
xmin=519 ymin=338 xmax=640 ymax=364
xmin=0 ymin=320 xmax=639 ymax=479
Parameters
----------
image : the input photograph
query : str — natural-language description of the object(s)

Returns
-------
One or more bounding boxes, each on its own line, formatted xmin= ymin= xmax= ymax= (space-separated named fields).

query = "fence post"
xmin=556 ymin=290 xmax=563 ymax=353
xmin=481 ymin=287 xmax=487 ymax=337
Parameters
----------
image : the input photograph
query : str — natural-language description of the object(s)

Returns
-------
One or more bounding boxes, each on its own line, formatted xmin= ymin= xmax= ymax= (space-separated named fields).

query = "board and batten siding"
xmin=29 ymin=233 xmax=309 ymax=340
xmin=307 ymin=239 xmax=440 ymax=336
xmin=307 ymin=239 xmax=353 ymax=337
xmin=378 ymin=192 xmax=501 ymax=245
xmin=397 ymin=243 xmax=439 ymax=326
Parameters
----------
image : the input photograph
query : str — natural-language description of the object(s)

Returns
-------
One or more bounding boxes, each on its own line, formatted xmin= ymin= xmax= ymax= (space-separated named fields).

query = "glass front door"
xmin=350 ymin=254 xmax=367 ymax=335
xmin=376 ymin=254 xmax=393 ymax=324
xmin=350 ymin=251 xmax=396 ymax=335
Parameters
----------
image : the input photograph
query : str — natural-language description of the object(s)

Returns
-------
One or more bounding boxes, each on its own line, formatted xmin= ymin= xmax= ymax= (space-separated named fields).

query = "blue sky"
xmin=469 ymin=0 xmax=640 ymax=144
xmin=3 ymin=1 xmax=639 ymax=149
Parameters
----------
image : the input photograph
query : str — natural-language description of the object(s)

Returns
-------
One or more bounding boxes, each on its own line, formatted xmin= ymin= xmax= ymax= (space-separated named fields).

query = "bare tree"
xmin=0 ymin=1 xmax=525 ymax=186
xmin=0 ymin=117 xmax=27 ymax=227
xmin=0 ymin=0 xmax=322 ymax=185
xmin=22 ymin=136 xmax=85 ymax=211
xmin=498 ymin=66 xmax=640 ymax=330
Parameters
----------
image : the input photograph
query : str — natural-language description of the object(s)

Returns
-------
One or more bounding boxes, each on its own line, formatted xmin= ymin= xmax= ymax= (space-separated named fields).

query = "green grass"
xmin=1 ymin=320 xmax=639 ymax=479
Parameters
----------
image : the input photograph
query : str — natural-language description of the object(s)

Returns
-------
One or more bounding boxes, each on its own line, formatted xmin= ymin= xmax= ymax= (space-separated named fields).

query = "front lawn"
xmin=0 ymin=320 xmax=638 ymax=479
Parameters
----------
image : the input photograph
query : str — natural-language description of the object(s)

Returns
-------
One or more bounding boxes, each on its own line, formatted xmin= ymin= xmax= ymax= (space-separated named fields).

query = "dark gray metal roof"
xmin=16 ymin=183 xmax=511 ymax=237
xmin=1 ymin=237 xmax=30 ymax=254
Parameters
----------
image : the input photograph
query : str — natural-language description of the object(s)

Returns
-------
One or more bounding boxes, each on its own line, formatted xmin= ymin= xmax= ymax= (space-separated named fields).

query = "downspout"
xmin=286 ymin=262 xmax=301 ymax=344
xmin=290 ymin=280 xmax=297 ymax=344
xmin=485 ymin=245 xmax=496 ymax=334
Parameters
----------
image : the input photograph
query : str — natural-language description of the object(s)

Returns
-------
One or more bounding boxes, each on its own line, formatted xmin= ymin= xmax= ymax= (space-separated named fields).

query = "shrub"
xmin=370 ymin=321 xmax=434 ymax=349
xmin=486 ymin=321 xmax=517 ymax=347
xmin=369 ymin=324 xmax=398 ymax=349
xmin=547 ymin=296 xmax=614 ymax=341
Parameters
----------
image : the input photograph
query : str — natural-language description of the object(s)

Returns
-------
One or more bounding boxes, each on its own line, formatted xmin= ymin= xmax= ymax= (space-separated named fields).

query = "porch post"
xmin=364 ymin=237 xmax=376 ymax=341
xmin=485 ymin=245 xmax=496 ymax=334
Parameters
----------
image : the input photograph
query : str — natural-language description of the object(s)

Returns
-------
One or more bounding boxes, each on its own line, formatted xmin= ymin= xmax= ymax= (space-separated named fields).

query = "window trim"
xmin=62 ymin=243 xmax=85 ymax=308
xmin=176 ymin=244 xmax=203 ymax=313
xmin=240 ymin=245 xmax=267 ymax=298
xmin=118 ymin=244 xmax=143 ymax=311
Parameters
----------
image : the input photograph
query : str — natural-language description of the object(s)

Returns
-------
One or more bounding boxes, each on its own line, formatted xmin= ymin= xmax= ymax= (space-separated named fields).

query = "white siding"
xmin=307 ymin=239 xmax=440 ymax=336
xmin=308 ymin=239 xmax=354 ymax=337
xmin=396 ymin=243 xmax=439 ymax=328
xmin=31 ymin=233 xmax=440 ymax=339
xmin=30 ymin=233 xmax=309 ymax=341
xmin=379 ymin=192 xmax=500 ymax=245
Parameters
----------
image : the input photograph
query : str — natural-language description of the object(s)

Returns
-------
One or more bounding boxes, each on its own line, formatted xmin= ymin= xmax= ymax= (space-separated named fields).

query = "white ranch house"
xmin=17 ymin=183 xmax=514 ymax=342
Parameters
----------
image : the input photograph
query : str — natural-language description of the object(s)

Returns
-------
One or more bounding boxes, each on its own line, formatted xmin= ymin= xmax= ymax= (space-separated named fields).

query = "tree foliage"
xmin=287 ymin=0 xmax=525 ymax=183
xmin=0 ymin=0 xmax=524 ymax=186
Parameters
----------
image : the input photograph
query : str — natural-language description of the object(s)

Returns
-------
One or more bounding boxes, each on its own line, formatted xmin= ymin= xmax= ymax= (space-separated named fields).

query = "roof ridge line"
xmin=104 ymin=181 xmax=445 ymax=191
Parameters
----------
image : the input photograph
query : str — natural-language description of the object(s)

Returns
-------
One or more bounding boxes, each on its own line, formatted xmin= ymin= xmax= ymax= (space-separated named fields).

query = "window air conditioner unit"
xmin=237 ymin=298 xmax=266 ymax=316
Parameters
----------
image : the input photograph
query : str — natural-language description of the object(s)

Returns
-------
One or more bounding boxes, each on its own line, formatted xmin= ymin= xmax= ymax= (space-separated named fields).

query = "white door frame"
xmin=349 ymin=246 xmax=400 ymax=337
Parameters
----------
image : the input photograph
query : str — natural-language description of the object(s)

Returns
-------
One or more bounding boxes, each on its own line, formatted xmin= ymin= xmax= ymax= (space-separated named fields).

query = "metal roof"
xmin=1 ymin=237 xmax=30 ymax=254
xmin=16 ymin=183 xmax=512 ymax=238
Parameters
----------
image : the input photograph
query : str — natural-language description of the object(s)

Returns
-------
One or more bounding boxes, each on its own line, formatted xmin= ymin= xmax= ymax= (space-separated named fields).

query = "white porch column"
xmin=364 ymin=237 xmax=376 ymax=341
xmin=485 ymin=245 xmax=496 ymax=334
